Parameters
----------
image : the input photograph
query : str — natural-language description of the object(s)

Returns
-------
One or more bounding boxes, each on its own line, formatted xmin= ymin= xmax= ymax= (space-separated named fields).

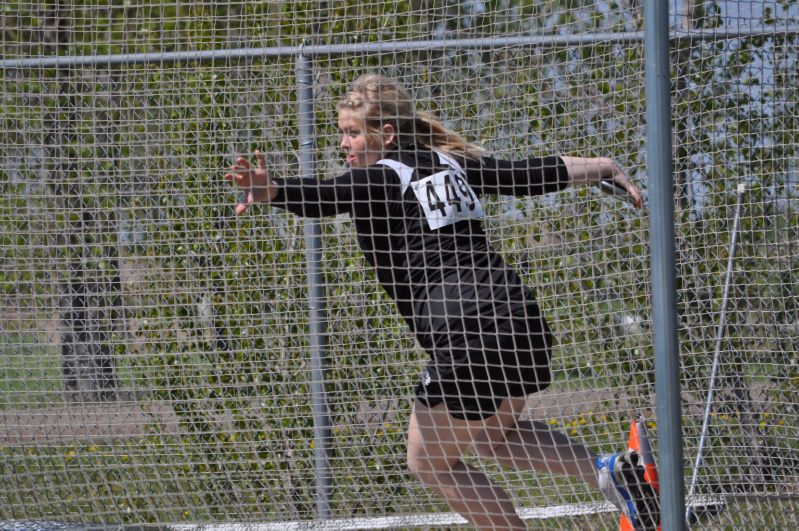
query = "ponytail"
xmin=412 ymin=110 xmax=485 ymax=160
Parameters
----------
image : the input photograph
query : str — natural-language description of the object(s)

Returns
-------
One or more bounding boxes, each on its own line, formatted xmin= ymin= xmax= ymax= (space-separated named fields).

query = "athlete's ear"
xmin=381 ymin=123 xmax=396 ymax=147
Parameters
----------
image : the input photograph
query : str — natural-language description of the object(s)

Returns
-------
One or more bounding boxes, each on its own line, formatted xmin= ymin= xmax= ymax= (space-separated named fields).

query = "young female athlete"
xmin=224 ymin=73 xmax=660 ymax=530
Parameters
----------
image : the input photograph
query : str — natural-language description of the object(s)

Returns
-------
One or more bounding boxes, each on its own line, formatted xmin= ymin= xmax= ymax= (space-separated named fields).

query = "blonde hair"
xmin=337 ymin=73 xmax=484 ymax=160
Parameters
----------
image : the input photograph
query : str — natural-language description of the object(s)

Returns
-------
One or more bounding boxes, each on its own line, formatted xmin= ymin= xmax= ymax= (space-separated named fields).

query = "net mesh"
xmin=1 ymin=1 xmax=797 ymax=529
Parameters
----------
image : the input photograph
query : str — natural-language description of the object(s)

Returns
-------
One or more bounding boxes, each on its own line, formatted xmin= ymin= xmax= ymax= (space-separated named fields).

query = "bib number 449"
xmin=412 ymin=168 xmax=484 ymax=230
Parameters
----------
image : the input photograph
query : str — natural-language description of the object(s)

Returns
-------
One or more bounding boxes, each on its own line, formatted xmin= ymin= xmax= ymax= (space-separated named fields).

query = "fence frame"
xmin=643 ymin=2 xmax=684 ymax=529
xmin=4 ymin=15 xmax=799 ymax=530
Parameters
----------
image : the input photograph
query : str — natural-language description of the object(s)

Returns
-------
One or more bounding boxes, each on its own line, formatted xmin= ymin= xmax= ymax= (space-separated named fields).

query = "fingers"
xmin=630 ymin=190 xmax=643 ymax=209
xmin=224 ymin=159 xmax=245 ymax=176
xmin=631 ymin=187 xmax=643 ymax=209
xmin=255 ymin=149 xmax=267 ymax=170
xmin=609 ymin=164 xmax=645 ymax=210
xmin=620 ymin=180 xmax=643 ymax=209
xmin=224 ymin=155 xmax=255 ymax=186
xmin=233 ymin=188 xmax=256 ymax=216
xmin=616 ymin=176 xmax=642 ymax=209
xmin=225 ymin=152 xmax=267 ymax=215
xmin=230 ymin=156 xmax=251 ymax=172
xmin=223 ymin=171 xmax=247 ymax=188
xmin=602 ymin=172 xmax=643 ymax=210
xmin=234 ymin=202 xmax=249 ymax=216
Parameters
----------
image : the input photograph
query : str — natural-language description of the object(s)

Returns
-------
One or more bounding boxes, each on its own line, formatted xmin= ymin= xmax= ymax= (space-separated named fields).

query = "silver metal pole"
xmin=643 ymin=1 xmax=686 ymax=529
xmin=685 ymin=183 xmax=746 ymax=521
xmin=3 ymin=26 xmax=799 ymax=69
xmin=296 ymin=52 xmax=332 ymax=520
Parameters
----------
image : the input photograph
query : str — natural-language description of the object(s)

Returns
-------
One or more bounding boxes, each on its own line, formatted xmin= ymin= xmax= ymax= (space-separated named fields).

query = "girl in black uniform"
xmin=225 ymin=74 xmax=659 ymax=530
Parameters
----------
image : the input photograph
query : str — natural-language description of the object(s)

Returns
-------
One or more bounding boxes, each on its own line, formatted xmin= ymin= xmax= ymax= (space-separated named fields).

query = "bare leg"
xmin=469 ymin=397 xmax=599 ymax=487
xmin=406 ymin=399 xmax=527 ymax=530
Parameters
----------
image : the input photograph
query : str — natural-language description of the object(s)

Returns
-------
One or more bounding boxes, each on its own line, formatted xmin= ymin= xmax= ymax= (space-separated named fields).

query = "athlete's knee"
xmin=406 ymin=443 xmax=433 ymax=480
xmin=469 ymin=406 xmax=520 ymax=461
xmin=471 ymin=437 xmax=504 ymax=461
xmin=406 ymin=443 xmax=450 ymax=485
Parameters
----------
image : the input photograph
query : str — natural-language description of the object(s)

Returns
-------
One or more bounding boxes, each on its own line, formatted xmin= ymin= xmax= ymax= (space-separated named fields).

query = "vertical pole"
xmin=296 ymin=52 xmax=332 ymax=520
xmin=643 ymin=2 xmax=686 ymax=530
xmin=686 ymin=183 xmax=746 ymax=522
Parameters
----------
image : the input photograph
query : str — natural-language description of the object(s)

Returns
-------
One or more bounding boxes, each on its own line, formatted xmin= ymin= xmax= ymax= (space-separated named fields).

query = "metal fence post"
xmin=643 ymin=2 xmax=686 ymax=529
xmin=296 ymin=52 xmax=332 ymax=520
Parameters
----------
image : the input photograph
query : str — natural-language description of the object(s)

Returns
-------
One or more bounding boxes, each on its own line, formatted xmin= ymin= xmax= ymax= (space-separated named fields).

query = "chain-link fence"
xmin=1 ymin=1 xmax=797 ymax=529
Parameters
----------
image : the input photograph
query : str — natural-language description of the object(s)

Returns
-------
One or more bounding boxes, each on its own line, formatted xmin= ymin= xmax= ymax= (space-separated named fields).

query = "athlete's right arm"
xmin=224 ymin=150 xmax=279 ymax=216
xmin=271 ymin=166 xmax=395 ymax=218
xmin=224 ymin=153 xmax=386 ymax=218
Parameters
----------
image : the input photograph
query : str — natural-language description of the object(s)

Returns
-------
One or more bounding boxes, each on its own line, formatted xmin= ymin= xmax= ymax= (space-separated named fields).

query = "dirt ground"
xmin=0 ymin=387 xmax=654 ymax=444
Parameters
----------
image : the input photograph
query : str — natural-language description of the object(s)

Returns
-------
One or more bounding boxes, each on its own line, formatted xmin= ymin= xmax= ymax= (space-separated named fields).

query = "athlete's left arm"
xmin=462 ymin=155 xmax=570 ymax=197
xmin=560 ymin=156 xmax=643 ymax=209
xmin=464 ymin=155 xmax=642 ymax=208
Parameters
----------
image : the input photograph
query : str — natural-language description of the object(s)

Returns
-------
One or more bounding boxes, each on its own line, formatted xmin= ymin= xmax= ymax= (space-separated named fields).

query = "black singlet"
xmin=271 ymin=146 xmax=570 ymax=419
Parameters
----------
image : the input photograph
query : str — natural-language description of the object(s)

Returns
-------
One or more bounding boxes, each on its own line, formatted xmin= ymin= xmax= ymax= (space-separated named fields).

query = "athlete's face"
xmin=338 ymin=109 xmax=392 ymax=168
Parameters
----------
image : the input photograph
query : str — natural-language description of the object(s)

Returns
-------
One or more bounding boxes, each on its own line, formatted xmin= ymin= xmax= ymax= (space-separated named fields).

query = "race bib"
xmin=410 ymin=166 xmax=484 ymax=230
xmin=377 ymin=151 xmax=484 ymax=230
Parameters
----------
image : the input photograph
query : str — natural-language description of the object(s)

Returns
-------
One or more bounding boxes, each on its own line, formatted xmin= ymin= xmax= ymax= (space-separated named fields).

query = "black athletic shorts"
xmin=414 ymin=301 xmax=553 ymax=421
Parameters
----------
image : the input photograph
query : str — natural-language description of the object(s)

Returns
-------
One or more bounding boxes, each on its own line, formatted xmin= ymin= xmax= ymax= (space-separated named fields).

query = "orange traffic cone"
xmin=620 ymin=419 xmax=661 ymax=531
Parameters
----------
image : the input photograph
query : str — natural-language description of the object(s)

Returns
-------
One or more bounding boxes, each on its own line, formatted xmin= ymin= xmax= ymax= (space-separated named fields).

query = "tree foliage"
xmin=1 ymin=0 xmax=797 ymax=523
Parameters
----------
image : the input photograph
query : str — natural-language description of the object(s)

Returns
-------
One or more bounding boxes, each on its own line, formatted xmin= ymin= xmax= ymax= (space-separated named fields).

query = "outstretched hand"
xmin=561 ymin=156 xmax=644 ymax=209
xmin=223 ymin=150 xmax=276 ymax=215
xmin=607 ymin=168 xmax=644 ymax=209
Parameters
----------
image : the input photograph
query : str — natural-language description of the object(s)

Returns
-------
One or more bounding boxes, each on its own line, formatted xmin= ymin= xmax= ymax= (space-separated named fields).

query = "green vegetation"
xmin=0 ymin=333 xmax=62 ymax=409
xmin=1 ymin=0 xmax=797 ymax=527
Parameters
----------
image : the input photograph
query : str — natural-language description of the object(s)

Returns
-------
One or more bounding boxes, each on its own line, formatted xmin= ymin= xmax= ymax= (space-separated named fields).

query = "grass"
xmin=0 ymin=438 xmax=218 ymax=524
xmin=2 ymin=330 xmax=796 ymax=528
xmin=0 ymin=332 xmax=64 ymax=410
